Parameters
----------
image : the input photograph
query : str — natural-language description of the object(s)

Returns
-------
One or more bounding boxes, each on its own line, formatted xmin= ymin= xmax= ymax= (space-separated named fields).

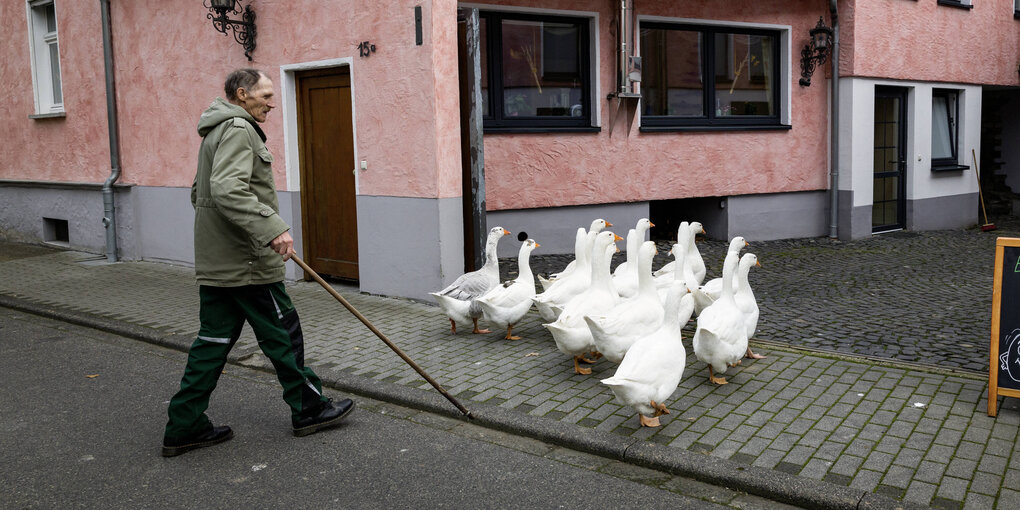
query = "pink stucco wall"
xmin=5 ymin=0 xmax=1019 ymax=211
xmin=845 ymin=0 xmax=1020 ymax=84
xmin=2 ymin=0 xmax=462 ymax=200
xmin=477 ymin=0 xmax=833 ymax=211
xmin=109 ymin=0 xmax=461 ymax=199
xmin=3 ymin=1 xmax=111 ymax=183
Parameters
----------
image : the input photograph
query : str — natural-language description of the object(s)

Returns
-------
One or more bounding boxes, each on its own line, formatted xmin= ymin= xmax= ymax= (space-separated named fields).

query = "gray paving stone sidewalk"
xmin=2 ymin=222 xmax=1019 ymax=509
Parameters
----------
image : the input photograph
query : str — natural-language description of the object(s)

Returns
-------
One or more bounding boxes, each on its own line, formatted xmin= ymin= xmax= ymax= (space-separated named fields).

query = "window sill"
xmin=931 ymin=164 xmax=970 ymax=172
xmin=29 ymin=111 xmax=66 ymax=120
xmin=484 ymin=126 xmax=601 ymax=134
xmin=937 ymin=0 xmax=973 ymax=10
xmin=640 ymin=124 xmax=792 ymax=133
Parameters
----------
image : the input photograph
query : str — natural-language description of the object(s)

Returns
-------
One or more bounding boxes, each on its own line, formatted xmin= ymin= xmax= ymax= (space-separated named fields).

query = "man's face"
xmin=237 ymin=75 xmax=275 ymax=123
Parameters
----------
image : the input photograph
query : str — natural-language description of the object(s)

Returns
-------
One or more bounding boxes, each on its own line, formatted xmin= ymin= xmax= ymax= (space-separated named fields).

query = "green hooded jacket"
xmin=191 ymin=98 xmax=290 ymax=287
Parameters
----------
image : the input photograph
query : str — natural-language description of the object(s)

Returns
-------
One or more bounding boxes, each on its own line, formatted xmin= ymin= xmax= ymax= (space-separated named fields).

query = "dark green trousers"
xmin=165 ymin=282 xmax=327 ymax=439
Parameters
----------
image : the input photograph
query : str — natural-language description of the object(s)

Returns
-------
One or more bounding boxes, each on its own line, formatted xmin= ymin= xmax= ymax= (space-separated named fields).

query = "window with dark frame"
xmin=478 ymin=11 xmax=593 ymax=132
xmin=931 ymin=89 xmax=963 ymax=171
xmin=640 ymin=22 xmax=782 ymax=130
xmin=937 ymin=0 xmax=974 ymax=10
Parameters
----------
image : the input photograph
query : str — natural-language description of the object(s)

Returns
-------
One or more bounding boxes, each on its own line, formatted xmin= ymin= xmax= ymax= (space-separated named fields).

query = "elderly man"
xmin=162 ymin=69 xmax=354 ymax=457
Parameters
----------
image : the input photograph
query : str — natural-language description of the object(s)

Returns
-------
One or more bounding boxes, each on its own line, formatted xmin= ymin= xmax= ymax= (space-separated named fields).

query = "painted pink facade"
xmin=4 ymin=0 xmax=110 ymax=184
xmin=7 ymin=1 xmax=1018 ymax=205
xmin=477 ymin=0 xmax=831 ymax=211
xmin=3 ymin=0 xmax=463 ymax=200
xmin=844 ymin=0 xmax=1020 ymax=84
xmin=107 ymin=0 xmax=463 ymax=200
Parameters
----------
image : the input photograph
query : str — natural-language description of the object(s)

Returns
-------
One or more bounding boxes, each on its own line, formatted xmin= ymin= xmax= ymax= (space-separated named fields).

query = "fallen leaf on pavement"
xmin=86 ymin=374 xmax=99 ymax=378
xmin=525 ymin=352 xmax=540 ymax=357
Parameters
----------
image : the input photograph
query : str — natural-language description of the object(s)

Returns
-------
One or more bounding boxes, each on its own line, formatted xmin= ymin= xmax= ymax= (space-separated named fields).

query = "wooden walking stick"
xmin=290 ymin=254 xmax=475 ymax=419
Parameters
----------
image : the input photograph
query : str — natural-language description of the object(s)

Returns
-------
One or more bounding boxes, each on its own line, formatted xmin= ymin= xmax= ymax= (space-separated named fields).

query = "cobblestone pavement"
xmin=2 ymin=221 xmax=1020 ymax=509
xmin=515 ymin=217 xmax=1020 ymax=374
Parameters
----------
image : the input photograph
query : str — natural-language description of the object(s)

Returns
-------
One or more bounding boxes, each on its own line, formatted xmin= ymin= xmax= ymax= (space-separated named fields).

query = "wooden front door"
xmin=296 ymin=68 xmax=358 ymax=280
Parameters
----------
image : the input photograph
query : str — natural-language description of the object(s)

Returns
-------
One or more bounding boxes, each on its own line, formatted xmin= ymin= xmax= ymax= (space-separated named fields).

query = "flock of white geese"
xmin=431 ymin=219 xmax=763 ymax=427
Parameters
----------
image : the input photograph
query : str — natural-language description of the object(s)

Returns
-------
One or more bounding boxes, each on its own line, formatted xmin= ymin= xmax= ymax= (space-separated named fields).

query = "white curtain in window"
xmin=931 ymin=96 xmax=952 ymax=160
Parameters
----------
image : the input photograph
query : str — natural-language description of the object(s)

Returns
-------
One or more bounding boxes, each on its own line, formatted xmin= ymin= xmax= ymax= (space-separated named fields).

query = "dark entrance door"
xmin=873 ymin=87 xmax=907 ymax=232
xmin=296 ymin=68 xmax=359 ymax=280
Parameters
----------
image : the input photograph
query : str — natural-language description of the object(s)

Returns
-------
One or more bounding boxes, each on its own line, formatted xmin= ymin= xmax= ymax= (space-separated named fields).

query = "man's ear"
xmin=235 ymin=88 xmax=248 ymax=101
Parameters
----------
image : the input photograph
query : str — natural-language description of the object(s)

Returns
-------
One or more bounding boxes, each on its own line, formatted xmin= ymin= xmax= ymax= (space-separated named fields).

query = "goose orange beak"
xmin=756 ymin=260 xmax=762 ymax=267
xmin=614 ymin=234 xmax=624 ymax=242
xmin=605 ymin=221 xmax=614 ymax=227
xmin=649 ymin=221 xmax=656 ymax=227
xmin=535 ymin=242 xmax=541 ymax=248
xmin=503 ymin=229 xmax=511 ymax=235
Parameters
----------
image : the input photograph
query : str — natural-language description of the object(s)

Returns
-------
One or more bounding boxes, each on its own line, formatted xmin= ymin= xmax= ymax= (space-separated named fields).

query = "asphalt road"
xmin=0 ymin=307 xmax=745 ymax=510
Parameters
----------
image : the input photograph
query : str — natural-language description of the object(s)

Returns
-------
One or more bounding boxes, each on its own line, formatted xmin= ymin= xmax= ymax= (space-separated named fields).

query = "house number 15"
xmin=358 ymin=41 xmax=377 ymax=57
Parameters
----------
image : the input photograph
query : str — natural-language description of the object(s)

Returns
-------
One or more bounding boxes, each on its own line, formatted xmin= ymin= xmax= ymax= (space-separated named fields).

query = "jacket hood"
xmin=197 ymin=98 xmax=265 ymax=141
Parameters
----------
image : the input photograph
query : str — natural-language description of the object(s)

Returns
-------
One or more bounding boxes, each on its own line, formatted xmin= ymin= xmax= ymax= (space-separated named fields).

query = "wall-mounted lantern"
xmin=799 ymin=17 xmax=833 ymax=87
xmin=205 ymin=0 xmax=257 ymax=61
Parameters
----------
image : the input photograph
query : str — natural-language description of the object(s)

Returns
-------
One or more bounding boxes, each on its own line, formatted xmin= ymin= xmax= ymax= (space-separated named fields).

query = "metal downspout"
xmin=100 ymin=0 xmax=121 ymax=261
xmin=829 ymin=0 xmax=840 ymax=239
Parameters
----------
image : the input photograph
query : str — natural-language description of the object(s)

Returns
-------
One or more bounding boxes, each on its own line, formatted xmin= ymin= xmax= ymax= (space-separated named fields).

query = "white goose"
xmin=601 ymin=288 xmax=696 ymax=427
xmin=477 ymin=239 xmax=540 ymax=340
xmin=652 ymin=221 xmax=706 ymax=285
xmin=430 ymin=226 xmax=510 ymax=334
xmin=537 ymin=219 xmax=611 ymax=290
xmin=612 ymin=218 xmax=654 ymax=299
xmin=691 ymin=236 xmax=749 ymax=315
xmin=587 ymin=241 xmax=664 ymax=364
xmin=533 ymin=221 xmax=610 ymax=322
xmin=692 ymin=250 xmax=747 ymax=385
xmin=545 ymin=231 xmax=621 ymax=375
xmin=734 ymin=252 xmax=765 ymax=360
xmin=655 ymin=223 xmax=697 ymax=303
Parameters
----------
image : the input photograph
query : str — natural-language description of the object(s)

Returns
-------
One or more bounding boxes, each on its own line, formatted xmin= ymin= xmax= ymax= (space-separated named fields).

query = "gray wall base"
xmin=678 ymin=191 xmax=828 ymax=242
xmin=907 ymin=192 xmax=977 ymax=231
xmin=724 ymin=191 xmax=829 ymax=241
xmin=356 ymin=195 xmax=463 ymax=302
xmin=0 ymin=182 xmax=137 ymax=259
xmin=486 ymin=202 xmax=650 ymax=258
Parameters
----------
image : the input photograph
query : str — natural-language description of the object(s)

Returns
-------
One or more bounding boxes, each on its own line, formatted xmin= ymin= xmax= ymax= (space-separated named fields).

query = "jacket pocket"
xmin=257 ymin=147 xmax=274 ymax=163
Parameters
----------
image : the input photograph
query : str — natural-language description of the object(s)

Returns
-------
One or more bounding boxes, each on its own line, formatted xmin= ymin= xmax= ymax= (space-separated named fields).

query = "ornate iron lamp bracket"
xmin=799 ymin=17 xmax=833 ymax=87
xmin=205 ymin=1 xmax=257 ymax=61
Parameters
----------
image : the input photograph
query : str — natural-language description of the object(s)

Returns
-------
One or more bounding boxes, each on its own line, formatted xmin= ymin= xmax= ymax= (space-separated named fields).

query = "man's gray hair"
xmin=224 ymin=68 xmax=265 ymax=100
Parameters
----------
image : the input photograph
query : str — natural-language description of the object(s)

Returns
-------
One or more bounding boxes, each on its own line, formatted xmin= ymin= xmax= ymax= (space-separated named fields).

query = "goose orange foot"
xmin=708 ymin=366 xmax=728 ymax=385
xmin=471 ymin=318 xmax=491 ymax=334
xmin=581 ymin=351 xmax=603 ymax=364
xmin=448 ymin=318 xmax=457 ymax=334
xmin=651 ymin=400 xmax=671 ymax=417
xmin=745 ymin=348 xmax=766 ymax=359
xmin=639 ymin=414 xmax=661 ymax=427
xmin=504 ymin=326 xmax=521 ymax=340
xmin=572 ymin=356 xmax=592 ymax=375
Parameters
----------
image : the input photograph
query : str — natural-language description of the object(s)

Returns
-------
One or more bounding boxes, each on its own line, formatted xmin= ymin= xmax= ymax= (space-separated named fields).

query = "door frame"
xmin=873 ymin=86 xmax=908 ymax=233
xmin=279 ymin=59 xmax=360 ymax=277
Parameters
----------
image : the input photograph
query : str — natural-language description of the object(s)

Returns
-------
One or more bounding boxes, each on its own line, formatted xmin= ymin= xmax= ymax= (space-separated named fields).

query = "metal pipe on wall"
xmin=101 ymin=0 xmax=121 ymax=262
xmin=618 ymin=0 xmax=634 ymax=95
xmin=829 ymin=0 xmax=840 ymax=239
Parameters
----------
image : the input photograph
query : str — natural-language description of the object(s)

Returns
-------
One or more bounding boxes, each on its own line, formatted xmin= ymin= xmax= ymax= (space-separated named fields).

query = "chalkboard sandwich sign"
xmin=989 ymin=237 xmax=1020 ymax=416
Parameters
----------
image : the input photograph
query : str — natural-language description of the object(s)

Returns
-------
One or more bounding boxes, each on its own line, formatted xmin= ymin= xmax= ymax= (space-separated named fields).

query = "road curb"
xmin=1 ymin=293 xmax=928 ymax=510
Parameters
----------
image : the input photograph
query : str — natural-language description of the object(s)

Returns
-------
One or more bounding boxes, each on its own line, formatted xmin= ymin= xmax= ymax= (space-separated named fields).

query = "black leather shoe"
xmin=162 ymin=425 xmax=233 ymax=457
xmin=293 ymin=398 xmax=355 ymax=437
